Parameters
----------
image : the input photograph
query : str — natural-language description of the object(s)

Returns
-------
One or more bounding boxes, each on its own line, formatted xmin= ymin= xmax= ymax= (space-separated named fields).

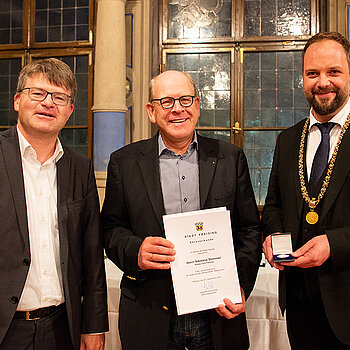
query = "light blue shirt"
xmin=158 ymin=132 xmax=200 ymax=215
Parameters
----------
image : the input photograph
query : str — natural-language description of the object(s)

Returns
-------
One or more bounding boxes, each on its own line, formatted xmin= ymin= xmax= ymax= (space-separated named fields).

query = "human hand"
xmin=80 ymin=333 xmax=105 ymax=350
xmin=138 ymin=236 xmax=176 ymax=270
xmin=262 ymin=233 xmax=284 ymax=270
xmin=282 ymin=234 xmax=330 ymax=268
xmin=215 ymin=287 xmax=246 ymax=319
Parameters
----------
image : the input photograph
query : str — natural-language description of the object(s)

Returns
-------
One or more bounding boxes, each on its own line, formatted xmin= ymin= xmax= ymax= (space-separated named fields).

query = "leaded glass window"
xmin=58 ymin=55 xmax=89 ymax=155
xmin=0 ymin=0 xmax=23 ymax=45
xmin=35 ymin=0 xmax=90 ymax=43
xmin=0 ymin=58 xmax=22 ymax=126
xmin=167 ymin=52 xmax=231 ymax=133
xmin=168 ymin=0 xmax=232 ymax=39
xmin=244 ymin=0 xmax=311 ymax=37
xmin=243 ymin=50 xmax=309 ymax=204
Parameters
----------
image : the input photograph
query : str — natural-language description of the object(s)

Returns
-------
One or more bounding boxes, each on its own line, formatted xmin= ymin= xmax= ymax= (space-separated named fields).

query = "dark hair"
xmin=302 ymin=32 xmax=350 ymax=71
xmin=16 ymin=58 xmax=77 ymax=103
xmin=148 ymin=71 xmax=198 ymax=101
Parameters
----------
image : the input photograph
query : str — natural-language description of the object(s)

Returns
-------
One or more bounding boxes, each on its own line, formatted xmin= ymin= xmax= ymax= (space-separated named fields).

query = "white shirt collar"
xmin=309 ymin=97 xmax=350 ymax=130
xmin=17 ymin=125 xmax=64 ymax=164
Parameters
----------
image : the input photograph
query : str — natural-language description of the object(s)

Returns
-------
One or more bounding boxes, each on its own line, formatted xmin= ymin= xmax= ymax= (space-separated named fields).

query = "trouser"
xmin=0 ymin=304 xmax=74 ymax=350
xmin=286 ymin=295 xmax=350 ymax=350
xmin=167 ymin=310 xmax=214 ymax=350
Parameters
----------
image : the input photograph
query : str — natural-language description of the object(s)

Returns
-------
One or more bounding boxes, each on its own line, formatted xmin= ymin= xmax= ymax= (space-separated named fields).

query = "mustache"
xmin=311 ymin=87 xmax=339 ymax=94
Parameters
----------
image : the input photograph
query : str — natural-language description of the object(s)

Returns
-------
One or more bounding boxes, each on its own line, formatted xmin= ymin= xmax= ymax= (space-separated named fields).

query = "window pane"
xmin=54 ymin=55 xmax=89 ymax=128
xmin=59 ymin=128 xmax=87 ymax=155
xmin=168 ymin=0 xmax=232 ymax=39
xmin=244 ymin=51 xmax=308 ymax=128
xmin=35 ymin=0 xmax=89 ymax=42
xmin=0 ymin=0 xmax=23 ymax=44
xmin=244 ymin=0 xmax=310 ymax=37
xmin=198 ymin=130 xmax=230 ymax=142
xmin=245 ymin=130 xmax=279 ymax=205
xmin=244 ymin=50 xmax=309 ymax=205
xmin=167 ymin=52 xmax=231 ymax=128
xmin=54 ymin=55 xmax=89 ymax=156
xmin=0 ymin=58 xmax=22 ymax=126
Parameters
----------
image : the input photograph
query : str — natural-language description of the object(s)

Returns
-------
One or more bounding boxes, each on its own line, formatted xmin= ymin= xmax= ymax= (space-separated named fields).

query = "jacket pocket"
xmin=120 ymin=275 xmax=138 ymax=301
xmin=214 ymin=190 xmax=235 ymax=206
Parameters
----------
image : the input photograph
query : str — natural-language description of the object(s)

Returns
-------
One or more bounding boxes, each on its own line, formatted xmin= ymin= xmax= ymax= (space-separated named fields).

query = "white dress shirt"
xmin=17 ymin=127 xmax=65 ymax=311
xmin=306 ymin=98 xmax=350 ymax=180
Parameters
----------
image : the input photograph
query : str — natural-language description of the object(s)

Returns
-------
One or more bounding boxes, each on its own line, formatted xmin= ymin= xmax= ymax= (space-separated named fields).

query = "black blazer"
xmin=0 ymin=126 xmax=108 ymax=349
xmin=102 ymin=134 xmax=261 ymax=350
xmin=262 ymin=119 xmax=350 ymax=345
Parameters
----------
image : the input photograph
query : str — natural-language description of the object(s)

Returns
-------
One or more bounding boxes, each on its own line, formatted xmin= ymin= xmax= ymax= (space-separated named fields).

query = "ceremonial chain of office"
xmin=299 ymin=113 xmax=350 ymax=224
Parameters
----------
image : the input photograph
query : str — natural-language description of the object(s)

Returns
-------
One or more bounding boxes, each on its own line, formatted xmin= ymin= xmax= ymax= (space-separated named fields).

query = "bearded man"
xmin=263 ymin=32 xmax=350 ymax=350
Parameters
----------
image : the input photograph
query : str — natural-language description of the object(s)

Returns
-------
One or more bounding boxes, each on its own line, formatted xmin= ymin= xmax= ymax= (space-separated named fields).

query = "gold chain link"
xmin=299 ymin=114 xmax=350 ymax=211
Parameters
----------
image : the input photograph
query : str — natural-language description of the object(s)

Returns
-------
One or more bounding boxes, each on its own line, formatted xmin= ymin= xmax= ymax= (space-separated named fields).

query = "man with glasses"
xmin=102 ymin=70 xmax=261 ymax=350
xmin=0 ymin=58 xmax=108 ymax=350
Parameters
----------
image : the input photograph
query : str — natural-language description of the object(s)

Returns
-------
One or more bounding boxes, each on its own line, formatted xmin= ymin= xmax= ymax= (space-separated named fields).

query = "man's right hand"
xmin=138 ymin=236 xmax=176 ymax=270
xmin=262 ymin=233 xmax=284 ymax=271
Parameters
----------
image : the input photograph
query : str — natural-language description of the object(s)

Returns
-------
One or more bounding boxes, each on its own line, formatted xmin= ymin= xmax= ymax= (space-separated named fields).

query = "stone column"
xmin=93 ymin=0 xmax=127 ymax=171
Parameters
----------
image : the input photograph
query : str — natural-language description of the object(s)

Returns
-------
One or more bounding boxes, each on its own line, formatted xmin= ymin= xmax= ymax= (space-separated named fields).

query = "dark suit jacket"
xmin=262 ymin=119 xmax=350 ymax=344
xmin=0 ymin=126 xmax=108 ymax=349
xmin=102 ymin=133 xmax=261 ymax=350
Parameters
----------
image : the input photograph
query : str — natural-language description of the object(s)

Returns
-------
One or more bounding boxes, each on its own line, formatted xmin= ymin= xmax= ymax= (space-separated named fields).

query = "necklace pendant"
xmin=309 ymin=198 xmax=317 ymax=209
xmin=306 ymin=211 xmax=319 ymax=225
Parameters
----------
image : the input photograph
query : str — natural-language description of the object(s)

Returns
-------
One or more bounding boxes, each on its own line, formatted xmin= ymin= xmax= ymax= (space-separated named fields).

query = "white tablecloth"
xmin=104 ymin=260 xmax=291 ymax=350
xmin=246 ymin=265 xmax=291 ymax=350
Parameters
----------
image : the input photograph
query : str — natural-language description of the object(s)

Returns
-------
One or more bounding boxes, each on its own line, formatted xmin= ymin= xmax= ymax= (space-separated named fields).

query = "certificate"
xmin=163 ymin=207 xmax=241 ymax=315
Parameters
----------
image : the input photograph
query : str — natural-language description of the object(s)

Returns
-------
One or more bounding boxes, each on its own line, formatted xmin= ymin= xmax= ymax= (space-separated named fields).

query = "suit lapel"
xmin=1 ymin=127 xmax=30 ymax=254
xmin=198 ymin=135 xmax=218 ymax=208
xmin=138 ymin=135 xmax=165 ymax=226
xmin=320 ymin=128 xmax=350 ymax=222
xmin=57 ymin=150 xmax=70 ymax=273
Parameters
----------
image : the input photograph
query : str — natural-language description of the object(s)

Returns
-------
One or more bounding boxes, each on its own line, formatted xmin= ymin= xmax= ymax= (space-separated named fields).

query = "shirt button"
xmin=182 ymin=176 xmax=185 ymax=180
xmin=184 ymin=198 xmax=187 ymax=202
xmin=11 ymin=296 xmax=19 ymax=304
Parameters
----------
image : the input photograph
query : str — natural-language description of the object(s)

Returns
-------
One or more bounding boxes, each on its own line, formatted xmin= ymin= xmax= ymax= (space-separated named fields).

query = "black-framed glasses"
xmin=151 ymin=95 xmax=196 ymax=109
xmin=19 ymin=87 xmax=72 ymax=106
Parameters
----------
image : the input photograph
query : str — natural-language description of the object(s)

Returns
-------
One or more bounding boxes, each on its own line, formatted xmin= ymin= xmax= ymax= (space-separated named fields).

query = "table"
xmin=246 ymin=265 xmax=291 ymax=350
xmin=104 ymin=259 xmax=291 ymax=350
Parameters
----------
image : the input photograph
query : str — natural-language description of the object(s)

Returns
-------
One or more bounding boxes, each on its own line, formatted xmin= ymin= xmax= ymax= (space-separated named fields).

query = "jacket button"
xmin=23 ymin=259 xmax=30 ymax=266
xmin=10 ymin=296 xmax=19 ymax=304
xmin=162 ymin=306 xmax=168 ymax=311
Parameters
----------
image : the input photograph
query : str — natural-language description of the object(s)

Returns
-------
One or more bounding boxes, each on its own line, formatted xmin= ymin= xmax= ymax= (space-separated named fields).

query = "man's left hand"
xmin=282 ymin=234 xmax=330 ymax=268
xmin=80 ymin=333 xmax=105 ymax=350
xmin=215 ymin=287 xmax=246 ymax=319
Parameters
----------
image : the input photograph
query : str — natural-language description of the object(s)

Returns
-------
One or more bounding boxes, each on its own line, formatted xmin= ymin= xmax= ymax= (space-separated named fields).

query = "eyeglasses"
xmin=151 ymin=95 xmax=196 ymax=109
xmin=19 ymin=87 xmax=72 ymax=106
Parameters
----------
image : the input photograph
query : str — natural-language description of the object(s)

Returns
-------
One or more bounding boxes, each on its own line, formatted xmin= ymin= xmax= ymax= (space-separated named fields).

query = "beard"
xmin=305 ymin=86 xmax=348 ymax=116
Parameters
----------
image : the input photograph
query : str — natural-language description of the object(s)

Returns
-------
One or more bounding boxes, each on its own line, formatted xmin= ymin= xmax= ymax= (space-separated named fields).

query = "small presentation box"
xmin=271 ymin=233 xmax=294 ymax=263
